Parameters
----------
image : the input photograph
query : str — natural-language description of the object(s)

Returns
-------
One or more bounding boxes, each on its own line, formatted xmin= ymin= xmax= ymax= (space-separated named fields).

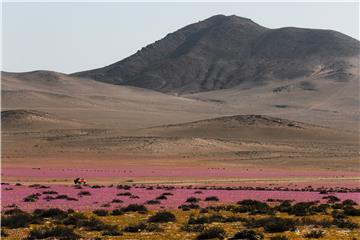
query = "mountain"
xmin=2 ymin=68 xmax=359 ymax=131
xmin=73 ymin=14 xmax=359 ymax=93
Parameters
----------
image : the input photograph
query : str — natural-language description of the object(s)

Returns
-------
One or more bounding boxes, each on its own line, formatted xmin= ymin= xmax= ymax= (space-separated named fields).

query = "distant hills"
xmin=73 ymin=14 xmax=359 ymax=93
xmin=2 ymin=15 xmax=359 ymax=131
xmin=143 ymin=114 xmax=357 ymax=142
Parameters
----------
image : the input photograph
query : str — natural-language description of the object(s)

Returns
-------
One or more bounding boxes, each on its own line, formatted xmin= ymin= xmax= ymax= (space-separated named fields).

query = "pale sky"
xmin=2 ymin=2 xmax=359 ymax=74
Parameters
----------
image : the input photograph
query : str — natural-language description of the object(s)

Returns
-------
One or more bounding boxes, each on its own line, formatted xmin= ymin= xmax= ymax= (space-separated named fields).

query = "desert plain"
xmin=1 ymin=14 xmax=360 ymax=240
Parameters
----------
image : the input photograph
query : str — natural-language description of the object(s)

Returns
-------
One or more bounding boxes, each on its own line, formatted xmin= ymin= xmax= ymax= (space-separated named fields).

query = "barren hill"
xmin=144 ymin=114 xmax=357 ymax=142
xmin=1 ymin=109 xmax=84 ymax=130
xmin=1 ymin=70 xmax=229 ymax=130
xmin=73 ymin=14 xmax=359 ymax=93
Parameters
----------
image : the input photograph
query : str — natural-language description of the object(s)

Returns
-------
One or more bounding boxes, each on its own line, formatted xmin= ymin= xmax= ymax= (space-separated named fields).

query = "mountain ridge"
xmin=72 ymin=14 xmax=359 ymax=93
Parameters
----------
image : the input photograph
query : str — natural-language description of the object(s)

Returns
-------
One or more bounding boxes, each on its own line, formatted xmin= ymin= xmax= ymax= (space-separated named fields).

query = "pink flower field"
xmin=2 ymin=183 xmax=359 ymax=212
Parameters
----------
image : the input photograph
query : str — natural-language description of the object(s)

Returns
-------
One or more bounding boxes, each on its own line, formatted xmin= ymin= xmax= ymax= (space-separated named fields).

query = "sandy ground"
xmin=1 ymin=71 xmax=359 ymax=188
xmin=2 ymin=128 xmax=359 ymax=187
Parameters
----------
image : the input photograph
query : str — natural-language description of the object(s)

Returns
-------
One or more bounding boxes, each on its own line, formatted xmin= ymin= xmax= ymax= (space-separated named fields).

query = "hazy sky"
xmin=2 ymin=2 xmax=359 ymax=73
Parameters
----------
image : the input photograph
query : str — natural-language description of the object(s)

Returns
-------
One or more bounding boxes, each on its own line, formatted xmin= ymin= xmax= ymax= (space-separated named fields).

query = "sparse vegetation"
xmin=146 ymin=199 xmax=161 ymax=205
xmin=23 ymin=193 xmax=41 ymax=202
xmin=27 ymin=225 xmax=80 ymax=240
xmin=111 ymin=208 xmax=124 ymax=216
xmin=259 ymin=217 xmax=296 ymax=233
xmin=123 ymin=222 xmax=147 ymax=232
xmin=205 ymin=196 xmax=219 ymax=201
xmin=1 ymin=188 xmax=359 ymax=240
xmin=196 ymin=227 xmax=226 ymax=240
xmin=0 ymin=200 xmax=359 ymax=239
xmin=93 ymin=209 xmax=109 ymax=216
xmin=1 ymin=211 xmax=34 ymax=228
xmin=181 ymin=223 xmax=205 ymax=232
xmin=270 ymin=236 xmax=289 ymax=240
xmin=121 ymin=204 xmax=148 ymax=213
xmin=303 ymin=230 xmax=324 ymax=238
xmin=101 ymin=225 xmax=122 ymax=236
xmin=344 ymin=206 xmax=360 ymax=216
xmin=186 ymin=196 xmax=200 ymax=203
xmin=78 ymin=191 xmax=91 ymax=196
xmin=148 ymin=211 xmax=176 ymax=223
xmin=230 ymin=229 xmax=264 ymax=240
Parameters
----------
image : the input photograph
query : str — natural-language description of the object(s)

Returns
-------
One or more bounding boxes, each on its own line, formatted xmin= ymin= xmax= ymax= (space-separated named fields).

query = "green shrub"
xmin=111 ymin=208 xmax=124 ymax=216
xmin=161 ymin=192 xmax=173 ymax=196
xmin=62 ymin=212 xmax=87 ymax=225
xmin=181 ymin=223 xmax=205 ymax=232
xmin=270 ymin=236 xmax=289 ymax=240
xmin=304 ymin=230 xmax=324 ymax=238
xmin=102 ymin=225 xmax=122 ymax=236
xmin=205 ymin=196 xmax=219 ymax=202
xmin=148 ymin=211 xmax=176 ymax=223
xmin=332 ymin=203 xmax=344 ymax=210
xmin=230 ymin=229 xmax=263 ymax=240
xmin=342 ymin=199 xmax=357 ymax=206
xmin=188 ymin=214 xmax=244 ymax=225
xmin=223 ymin=216 xmax=245 ymax=223
xmin=116 ymin=185 xmax=132 ymax=190
xmin=196 ymin=227 xmax=226 ymax=240
xmin=324 ymin=195 xmax=340 ymax=203
xmin=121 ymin=204 xmax=148 ymax=213
xmin=67 ymin=209 xmax=75 ymax=214
xmin=1 ymin=212 xmax=34 ymax=228
xmin=146 ymin=199 xmax=161 ymax=205
xmin=77 ymin=217 xmax=113 ymax=231
xmin=42 ymin=190 xmax=58 ymax=195
xmin=3 ymin=208 xmax=27 ymax=215
xmin=77 ymin=191 xmax=91 ymax=196
xmin=344 ymin=206 xmax=360 ymax=216
xmin=237 ymin=199 xmax=272 ymax=214
xmin=315 ymin=203 xmax=330 ymax=213
xmin=33 ymin=208 xmax=67 ymax=219
xmin=27 ymin=225 xmax=80 ymax=240
xmin=93 ymin=209 xmax=108 ymax=216
xmin=23 ymin=193 xmax=40 ymax=202
xmin=238 ymin=199 xmax=264 ymax=206
xmin=290 ymin=202 xmax=316 ymax=216
xmin=55 ymin=195 xmax=78 ymax=201
xmin=1 ymin=229 xmax=8 ymax=237
xmin=299 ymin=217 xmax=332 ymax=228
xmin=200 ymin=208 xmax=209 ymax=213
xmin=178 ymin=203 xmax=200 ymax=211
xmin=332 ymin=209 xmax=346 ymax=219
xmin=277 ymin=200 xmax=292 ymax=213
xmin=123 ymin=223 xmax=147 ymax=232
xmin=261 ymin=217 xmax=296 ymax=233
xmin=186 ymin=197 xmax=200 ymax=203
xmin=145 ymin=223 xmax=163 ymax=232
xmin=156 ymin=195 xmax=168 ymax=200
xmin=188 ymin=214 xmax=224 ymax=224
xmin=122 ymin=222 xmax=162 ymax=232
xmin=333 ymin=218 xmax=359 ymax=229
xmin=117 ymin=191 xmax=132 ymax=196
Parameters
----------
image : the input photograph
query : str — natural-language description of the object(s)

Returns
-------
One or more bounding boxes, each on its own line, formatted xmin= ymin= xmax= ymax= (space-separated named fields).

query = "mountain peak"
xmin=73 ymin=15 xmax=359 ymax=93
xmin=203 ymin=14 xmax=252 ymax=22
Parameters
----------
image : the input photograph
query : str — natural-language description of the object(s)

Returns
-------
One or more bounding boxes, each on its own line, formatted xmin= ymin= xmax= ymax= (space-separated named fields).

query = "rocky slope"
xmin=73 ymin=15 xmax=359 ymax=93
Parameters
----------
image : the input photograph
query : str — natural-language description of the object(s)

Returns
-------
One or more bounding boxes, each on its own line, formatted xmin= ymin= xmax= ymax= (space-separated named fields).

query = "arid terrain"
xmin=1 ymin=14 xmax=360 ymax=240
xmin=1 ymin=70 xmax=359 ymax=188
